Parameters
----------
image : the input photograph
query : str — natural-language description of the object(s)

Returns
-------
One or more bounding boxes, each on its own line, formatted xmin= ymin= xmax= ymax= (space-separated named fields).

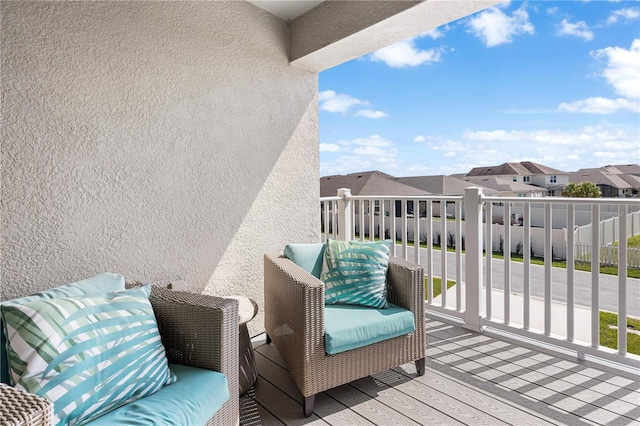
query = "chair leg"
xmin=265 ymin=333 xmax=271 ymax=344
xmin=415 ymin=358 xmax=425 ymax=376
xmin=303 ymin=395 xmax=315 ymax=418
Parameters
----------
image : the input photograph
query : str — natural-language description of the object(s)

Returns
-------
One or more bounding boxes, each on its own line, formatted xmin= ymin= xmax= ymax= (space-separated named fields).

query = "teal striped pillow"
xmin=1 ymin=285 xmax=177 ymax=425
xmin=322 ymin=239 xmax=392 ymax=308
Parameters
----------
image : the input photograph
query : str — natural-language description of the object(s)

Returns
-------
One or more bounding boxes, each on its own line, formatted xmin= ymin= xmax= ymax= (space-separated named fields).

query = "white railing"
xmin=320 ymin=187 xmax=640 ymax=371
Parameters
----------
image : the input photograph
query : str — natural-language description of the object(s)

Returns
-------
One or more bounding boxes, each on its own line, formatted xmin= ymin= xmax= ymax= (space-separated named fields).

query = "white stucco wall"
xmin=1 ymin=0 xmax=320 ymax=326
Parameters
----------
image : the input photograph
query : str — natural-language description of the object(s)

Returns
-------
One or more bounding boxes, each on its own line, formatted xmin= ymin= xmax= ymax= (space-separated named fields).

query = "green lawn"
xmin=599 ymin=312 xmax=640 ymax=355
xmin=425 ymin=277 xmax=456 ymax=299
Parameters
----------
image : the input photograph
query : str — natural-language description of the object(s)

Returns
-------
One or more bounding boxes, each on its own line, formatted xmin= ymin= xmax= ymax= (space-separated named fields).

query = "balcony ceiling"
xmin=248 ymin=0 xmax=325 ymax=21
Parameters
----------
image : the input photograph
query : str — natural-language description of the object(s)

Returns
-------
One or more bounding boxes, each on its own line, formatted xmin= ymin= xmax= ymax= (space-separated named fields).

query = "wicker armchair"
xmin=264 ymin=253 xmax=425 ymax=417
xmin=149 ymin=286 xmax=239 ymax=425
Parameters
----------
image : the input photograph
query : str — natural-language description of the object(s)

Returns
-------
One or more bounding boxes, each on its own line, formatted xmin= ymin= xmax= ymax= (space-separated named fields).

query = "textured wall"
xmin=1 ymin=0 xmax=320 ymax=323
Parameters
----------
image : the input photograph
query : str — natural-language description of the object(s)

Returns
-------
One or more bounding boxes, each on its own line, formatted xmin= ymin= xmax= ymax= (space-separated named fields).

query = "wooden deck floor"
xmin=239 ymin=318 xmax=640 ymax=425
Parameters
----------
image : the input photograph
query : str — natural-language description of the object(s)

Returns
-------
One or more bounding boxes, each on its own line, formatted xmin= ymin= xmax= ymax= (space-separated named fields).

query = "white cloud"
xmin=429 ymin=140 xmax=469 ymax=151
xmin=370 ymin=40 xmax=445 ymax=68
xmin=462 ymin=126 xmax=636 ymax=146
xmin=547 ymin=7 xmax=559 ymax=15
xmin=354 ymin=109 xmax=388 ymax=118
xmin=606 ymin=7 xmax=639 ymax=25
xmin=558 ymin=39 xmax=640 ymax=113
xmin=595 ymin=39 xmax=640 ymax=100
xmin=318 ymin=90 xmax=368 ymax=113
xmin=557 ymin=19 xmax=594 ymax=41
xmin=352 ymin=146 xmax=389 ymax=157
xmin=559 ymin=97 xmax=639 ymax=114
xmin=351 ymin=135 xmax=392 ymax=148
xmin=467 ymin=3 xmax=534 ymax=47
xmin=319 ymin=143 xmax=342 ymax=153
xmin=413 ymin=135 xmax=426 ymax=143
xmin=422 ymin=27 xmax=446 ymax=40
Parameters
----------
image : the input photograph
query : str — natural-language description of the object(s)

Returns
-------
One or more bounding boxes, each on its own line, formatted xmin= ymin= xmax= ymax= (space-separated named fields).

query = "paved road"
xmin=395 ymin=246 xmax=640 ymax=317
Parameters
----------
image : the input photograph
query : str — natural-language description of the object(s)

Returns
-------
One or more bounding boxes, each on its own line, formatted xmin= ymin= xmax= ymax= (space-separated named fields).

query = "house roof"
xmin=466 ymin=161 xmax=566 ymax=177
xmin=569 ymin=170 xmax=633 ymax=189
xmin=463 ymin=176 xmax=546 ymax=193
xmin=603 ymin=164 xmax=640 ymax=176
xmin=396 ymin=175 xmax=499 ymax=196
xmin=320 ymin=171 xmax=429 ymax=197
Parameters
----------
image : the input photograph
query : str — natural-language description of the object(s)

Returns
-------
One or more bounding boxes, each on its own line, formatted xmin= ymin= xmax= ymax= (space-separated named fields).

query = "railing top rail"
xmin=482 ymin=195 xmax=640 ymax=205
xmin=320 ymin=194 xmax=464 ymax=202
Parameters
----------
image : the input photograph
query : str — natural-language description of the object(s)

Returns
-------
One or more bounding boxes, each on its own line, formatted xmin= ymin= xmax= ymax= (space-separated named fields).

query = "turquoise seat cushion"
xmin=324 ymin=303 xmax=416 ymax=355
xmin=89 ymin=364 xmax=229 ymax=426
xmin=283 ymin=243 xmax=325 ymax=278
xmin=1 ymin=273 xmax=125 ymax=385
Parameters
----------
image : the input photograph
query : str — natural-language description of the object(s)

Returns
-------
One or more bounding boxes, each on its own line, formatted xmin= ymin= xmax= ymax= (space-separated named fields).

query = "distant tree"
xmin=561 ymin=182 xmax=601 ymax=198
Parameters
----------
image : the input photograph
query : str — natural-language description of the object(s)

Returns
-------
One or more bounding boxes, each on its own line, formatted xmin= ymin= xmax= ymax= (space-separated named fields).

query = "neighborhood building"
xmin=465 ymin=161 xmax=568 ymax=196
xmin=571 ymin=166 xmax=640 ymax=198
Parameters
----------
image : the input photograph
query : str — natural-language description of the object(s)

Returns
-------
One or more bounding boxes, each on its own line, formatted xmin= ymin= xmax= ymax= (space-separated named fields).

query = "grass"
xmin=599 ymin=312 xmax=640 ymax=355
xmin=425 ymin=276 xmax=456 ymax=299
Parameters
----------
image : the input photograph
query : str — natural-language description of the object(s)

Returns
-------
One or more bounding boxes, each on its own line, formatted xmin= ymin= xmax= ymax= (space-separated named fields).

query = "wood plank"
xmin=352 ymin=373 xmax=467 ymax=425
xmin=370 ymin=368 xmax=508 ymax=426
xmin=254 ymin=348 xmax=376 ymax=425
xmin=254 ymin=378 xmax=329 ymax=425
xmin=325 ymin=383 xmax=422 ymax=426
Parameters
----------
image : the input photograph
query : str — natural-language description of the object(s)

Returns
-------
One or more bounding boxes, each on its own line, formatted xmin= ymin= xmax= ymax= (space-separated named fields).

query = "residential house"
xmin=466 ymin=161 xmax=568 ymax=196
xmin=570 ymin=167 xmax=640 ymax=198
xmin=321 ymin=170 xmax=429 ymax=217
xmin=462 ymin=176 xmax=546 ymax=197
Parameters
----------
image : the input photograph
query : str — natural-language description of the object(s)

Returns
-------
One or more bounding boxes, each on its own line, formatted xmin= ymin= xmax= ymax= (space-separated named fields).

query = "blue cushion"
xmin=2 ymin=285 xmax=177 ymax=425
xmin=1 ymin=273 xmax=125 ymax=385
xmin=324 ymin=303 xmax=415 ymax=355
xmin=283 ymin=243 xmax=325 ymax=278
xmin=89 ymin=364 xmax=229 ymax=426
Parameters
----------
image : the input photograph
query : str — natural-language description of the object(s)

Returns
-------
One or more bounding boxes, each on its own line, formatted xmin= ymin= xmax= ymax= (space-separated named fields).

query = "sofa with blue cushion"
xmin=264 ymin=243 xmax=425 ymax=417
xmin=1 ymin=275 xmax=239 ymax=426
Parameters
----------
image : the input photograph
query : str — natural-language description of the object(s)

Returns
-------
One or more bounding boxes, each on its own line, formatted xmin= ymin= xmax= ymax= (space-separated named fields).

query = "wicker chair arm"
xmin=263 ymin=253 xmax=325 ymax=347
xmin=149 ymin=286 xmax=239 ymax=383
xmin=387 ymin=256 xmax=425 ymax=317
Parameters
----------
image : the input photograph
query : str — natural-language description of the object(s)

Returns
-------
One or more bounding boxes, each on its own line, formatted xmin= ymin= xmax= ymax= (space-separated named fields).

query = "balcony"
xmin=235 ymin=189 xmax=639 ymax=424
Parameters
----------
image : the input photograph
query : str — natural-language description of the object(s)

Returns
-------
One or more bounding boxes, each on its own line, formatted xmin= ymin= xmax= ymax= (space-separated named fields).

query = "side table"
xmin=223 ymin=296 xmax=259 ymax=395
xmin=0 ymin=383 xmax=54 ymax=426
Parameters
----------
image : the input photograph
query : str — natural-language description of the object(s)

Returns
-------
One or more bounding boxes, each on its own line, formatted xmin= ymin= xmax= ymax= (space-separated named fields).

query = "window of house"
xmin=548 ymin=190 xmax=555 ymax=196
xmin=550 ymin=175 xmax=557 ymax=183
xmin=512 ymin=176 xmax=517 ymax=182
xmin=523 ymin=176 xmax=530 ymax=182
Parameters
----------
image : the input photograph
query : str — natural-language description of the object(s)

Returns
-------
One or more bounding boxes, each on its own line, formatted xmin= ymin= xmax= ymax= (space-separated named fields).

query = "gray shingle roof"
xmin=463 ymin=176 xmax=546 ymax=193
xmin=396 ymin=175 xmax=499 ymax=196
xmin=466 ymin=161 xmax=565 ymax=177
xmin=320 ymin=171 xmax=429 ymax=197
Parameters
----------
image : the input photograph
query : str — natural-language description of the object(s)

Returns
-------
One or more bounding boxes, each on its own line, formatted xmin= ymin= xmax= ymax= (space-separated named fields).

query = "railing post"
xmin=337 ymin=188 xmax=352 ymax=241
xmin=464 ymin=187 xmax=483 ymax=332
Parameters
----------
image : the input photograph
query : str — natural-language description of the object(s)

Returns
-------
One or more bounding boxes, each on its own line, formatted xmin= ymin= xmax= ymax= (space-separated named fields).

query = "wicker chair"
xmin=147 ymin=286 xmax=240 ymax=425
xmin=264 ymin=252 xmax=426 ymax=417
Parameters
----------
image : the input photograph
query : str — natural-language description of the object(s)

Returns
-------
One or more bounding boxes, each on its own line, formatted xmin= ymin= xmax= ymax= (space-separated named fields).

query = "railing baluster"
xmin=456 ymin=201 xmax=462 ymax=312
xmin=523 ymin=202 xmax=531 ymax=330
xmin=544 ymin=203 xmax=552 ymax=336
xmin=441 ymin=201 xmax=447 ymax=308
xmin=618 ymin=205 xmax=627 ymax=355
xmin=591 ymin=204 xmax=600 ymax=349
xmin=486 ymin=201 xmax=493 ymax=321
xmin=402 ymin=199 xmax=408 ymax=261
xmin=504 ymin=202 xmax=511 ymax=325
xmin=426 ymin=200 xmax=433 ymax=304
xmin=369 ymin=200 xmax=375 ymax=242
xmin=567 ymin=203 xmax=575 ymax=342
xmin=391 ymin=200 xmax=397 ymax=258
xmin=359 ymin=199 xmax=365 ymax=242
xmin=414 ymin=199 xmax=420 ymax=265
xmin=380 ymin=200 xmax=386 ymax=242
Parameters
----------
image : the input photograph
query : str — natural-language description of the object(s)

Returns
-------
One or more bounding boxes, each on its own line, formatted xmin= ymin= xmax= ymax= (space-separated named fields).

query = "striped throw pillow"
xmin=1 ymin=285 xmax=177 ymax=425
xmin=322 ymin=239 xmax=391 ymax=308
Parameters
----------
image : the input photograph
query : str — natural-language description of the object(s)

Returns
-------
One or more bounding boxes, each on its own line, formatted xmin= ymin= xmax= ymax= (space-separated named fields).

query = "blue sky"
xmin=318 ymin=0 xmax=640 ymax=177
